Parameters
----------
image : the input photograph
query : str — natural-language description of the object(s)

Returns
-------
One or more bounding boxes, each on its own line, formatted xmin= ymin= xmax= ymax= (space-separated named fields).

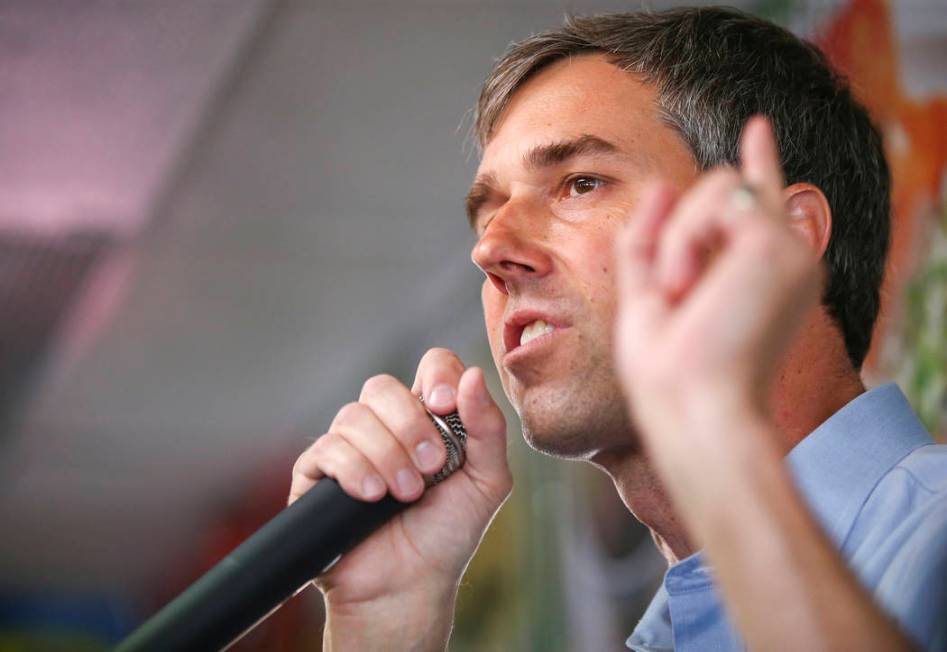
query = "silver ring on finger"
xmin=730 ymin=182 xmax=759 ymax=212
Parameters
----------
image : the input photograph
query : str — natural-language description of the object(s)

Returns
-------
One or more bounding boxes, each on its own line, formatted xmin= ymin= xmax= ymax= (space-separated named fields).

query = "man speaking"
xmin=289 ymin=7 xmax=947 ymax=650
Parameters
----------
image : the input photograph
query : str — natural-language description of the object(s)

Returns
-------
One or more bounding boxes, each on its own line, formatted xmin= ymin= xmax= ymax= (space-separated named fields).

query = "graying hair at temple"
xmin=474 ymin=6 xmax=891 ymax=371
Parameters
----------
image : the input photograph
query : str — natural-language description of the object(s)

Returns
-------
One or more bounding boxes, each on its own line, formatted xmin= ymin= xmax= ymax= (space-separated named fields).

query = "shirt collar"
xmin=626 ymin=582 xmax=674 ymax=652
xmin=628 ymin=383 xmax=932 ymax=650
xmin=785 ymin=382 xmax=933 ymax=548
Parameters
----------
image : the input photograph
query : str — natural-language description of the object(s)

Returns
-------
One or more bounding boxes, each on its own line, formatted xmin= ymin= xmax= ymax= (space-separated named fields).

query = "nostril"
xmin=486 ymin=271 xmax=508 ymax=294
xmin=500 ymin=260 xmax=535 ymax=273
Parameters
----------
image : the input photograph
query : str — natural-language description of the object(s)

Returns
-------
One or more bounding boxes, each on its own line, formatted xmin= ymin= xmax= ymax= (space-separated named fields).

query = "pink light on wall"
xmin=0 ymin=1 xmax=266 ymax=240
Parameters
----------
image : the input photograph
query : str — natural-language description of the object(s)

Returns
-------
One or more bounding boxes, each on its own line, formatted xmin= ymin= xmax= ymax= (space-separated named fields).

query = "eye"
xmin=566 ymin=176 xmax=604 ymax=198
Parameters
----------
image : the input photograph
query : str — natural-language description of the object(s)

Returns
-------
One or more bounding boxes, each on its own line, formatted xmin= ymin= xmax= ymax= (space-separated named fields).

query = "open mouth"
xmin=504 ymin=314 xmax=562 ymax=354
xmin=518 ymin=319 xmax=554 ymax=347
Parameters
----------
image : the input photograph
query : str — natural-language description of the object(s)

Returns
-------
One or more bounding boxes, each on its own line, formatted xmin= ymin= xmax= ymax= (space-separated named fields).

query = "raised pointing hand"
xmin=613 ymin=116 xmax=823 ymax=446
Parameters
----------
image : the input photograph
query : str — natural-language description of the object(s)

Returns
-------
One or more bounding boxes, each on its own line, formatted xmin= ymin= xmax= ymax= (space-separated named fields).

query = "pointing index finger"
xmin=739 ymin=116 xmax=785 ymax=214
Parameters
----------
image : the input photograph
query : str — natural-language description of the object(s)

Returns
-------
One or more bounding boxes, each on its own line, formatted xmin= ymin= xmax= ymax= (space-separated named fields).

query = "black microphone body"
xmin=116 ymin=410 xmax=466 ymax=652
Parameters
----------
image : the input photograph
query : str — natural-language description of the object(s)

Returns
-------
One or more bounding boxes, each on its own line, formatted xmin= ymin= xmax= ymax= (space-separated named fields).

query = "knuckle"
xmin=418 ymin=348 xmax=464 ymax=377
xmin=421 ymin=347 xmax=459 ymax=363
xmin=310 ymin=431 xmax=338 ymax=456
xmin=337 ymin=421 xmax=403 ymax=470
xmin=292 ymin=443 xmax=320 ymax=476
xmin=361 ymin=373 xmax=399 ymax=397
xmin=415 ymin=347 xmax=464 ymax=390
xmin=334 ymin=401 xmax=366 ymax=424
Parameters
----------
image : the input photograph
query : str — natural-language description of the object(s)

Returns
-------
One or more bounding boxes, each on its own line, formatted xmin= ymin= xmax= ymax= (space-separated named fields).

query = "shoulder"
xmin=895 ymin=443 xmax=947 ymax=494
xmin=850 ymin=443 xmax=947 ymax=542
xmin=873 ymin=442 xmax=947 ymax=554
xmin=871 ymin=444 xmax=947 ymax=650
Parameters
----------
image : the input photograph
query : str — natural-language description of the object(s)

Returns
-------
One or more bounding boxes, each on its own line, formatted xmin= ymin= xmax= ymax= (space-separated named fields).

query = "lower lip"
xmin=503 ymin=327 xmax=567 ymax=366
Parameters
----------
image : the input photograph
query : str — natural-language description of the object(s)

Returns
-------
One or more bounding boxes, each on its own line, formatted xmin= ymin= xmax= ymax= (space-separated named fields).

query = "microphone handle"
xmin=115 ymin=478 xmax=405 ymax=652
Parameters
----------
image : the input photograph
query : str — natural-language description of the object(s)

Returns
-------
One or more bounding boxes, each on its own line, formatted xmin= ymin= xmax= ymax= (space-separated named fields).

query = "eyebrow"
xmin=465 ymin=174 xmax=498 ymax=231
xmin=524 ymin=133 xmax=619 ymax=170
xmin=465 ymin=134 xmax=620 ymax=230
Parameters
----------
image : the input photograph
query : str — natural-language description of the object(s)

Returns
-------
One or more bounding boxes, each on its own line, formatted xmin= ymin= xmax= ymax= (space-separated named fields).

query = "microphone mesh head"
xmin=424 ymin=410 xmax=467 ymax=486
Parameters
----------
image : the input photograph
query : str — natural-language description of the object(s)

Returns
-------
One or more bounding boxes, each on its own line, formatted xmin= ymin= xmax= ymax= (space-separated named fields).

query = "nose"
xmin=471 ymin=203 xmax=553 ymax=296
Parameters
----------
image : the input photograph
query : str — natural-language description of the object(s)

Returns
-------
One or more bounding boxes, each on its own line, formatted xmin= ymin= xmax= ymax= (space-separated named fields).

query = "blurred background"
xmin=0 ymin=0 xmax=944 ymax=650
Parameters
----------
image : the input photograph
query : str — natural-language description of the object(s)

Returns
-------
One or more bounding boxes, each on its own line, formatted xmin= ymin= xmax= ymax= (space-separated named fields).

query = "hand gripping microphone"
xmin=115 ymin=408 xmax=467 ymax=652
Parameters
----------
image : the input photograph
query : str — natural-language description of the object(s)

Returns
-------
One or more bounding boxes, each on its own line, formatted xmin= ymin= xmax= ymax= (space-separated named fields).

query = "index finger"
xmin=411 ymin=347 xmax=466 ymax=414
xmin=739 ymin=115 xmax=785 ymax=213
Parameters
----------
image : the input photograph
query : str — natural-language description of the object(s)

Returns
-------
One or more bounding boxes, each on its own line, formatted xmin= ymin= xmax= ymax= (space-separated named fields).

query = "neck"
xmin=768 ymin=312 xmax=866 ymax=451
xmin=590 ymin=447 xmax=695 ymax=564
xmin=591 ymin=311 xmax=865 ymax=567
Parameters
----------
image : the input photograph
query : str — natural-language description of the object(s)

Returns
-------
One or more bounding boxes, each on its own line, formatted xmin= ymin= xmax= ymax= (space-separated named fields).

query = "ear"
xmin=783 ymin=183 xmax=832 ymax=258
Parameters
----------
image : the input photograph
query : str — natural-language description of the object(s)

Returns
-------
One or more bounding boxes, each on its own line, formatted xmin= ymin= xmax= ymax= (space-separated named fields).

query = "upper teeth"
xmin=520 ymin=320 xmax=554 ymax=346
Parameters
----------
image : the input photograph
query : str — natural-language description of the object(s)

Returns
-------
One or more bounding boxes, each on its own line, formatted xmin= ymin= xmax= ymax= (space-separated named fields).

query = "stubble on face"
xmin=486 ymin=273 xmax=638 ymax=461
xmin=515 ymin=339 xmax=636 ymax=460
xmin=475 ymin=54 xmax=698 ymax=462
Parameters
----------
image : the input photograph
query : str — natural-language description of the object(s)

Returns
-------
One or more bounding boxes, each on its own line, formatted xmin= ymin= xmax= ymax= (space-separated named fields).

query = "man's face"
xmin=468 ymin=54 xmax=698 ymax=458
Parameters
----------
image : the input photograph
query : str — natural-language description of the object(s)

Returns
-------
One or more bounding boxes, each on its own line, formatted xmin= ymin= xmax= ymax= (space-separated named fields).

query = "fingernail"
xmin=415 ymin=440 xmax=441 ymax=471
xmin=362 ymin=474 xmax=385 ymax=498
xmin=396 ymin=469 xmax=422 ymax=496
xmin=428 ymin=384 xmax=455 ymax=410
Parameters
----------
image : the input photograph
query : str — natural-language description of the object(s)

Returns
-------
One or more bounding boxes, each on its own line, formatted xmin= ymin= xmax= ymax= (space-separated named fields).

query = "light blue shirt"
xmin=627 ymin=383 xmax=947 ymax=651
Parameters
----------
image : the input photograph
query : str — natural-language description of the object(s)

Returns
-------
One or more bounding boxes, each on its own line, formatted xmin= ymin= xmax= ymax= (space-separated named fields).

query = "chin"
xmin=521 ymin=423 xmax=598 ymax=459
xmin=514 ymin=379 xmax=634 ymax=460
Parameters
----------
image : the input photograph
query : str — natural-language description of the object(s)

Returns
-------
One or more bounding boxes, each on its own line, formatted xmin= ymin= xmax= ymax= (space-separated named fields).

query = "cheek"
xmin=571 ymin=237 xmax=622 ymax=350
xmin=582 ymin=235 xmax=620 ymax=307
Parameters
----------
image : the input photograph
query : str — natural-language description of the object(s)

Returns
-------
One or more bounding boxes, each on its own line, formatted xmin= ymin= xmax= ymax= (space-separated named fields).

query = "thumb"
xmin=455 ymin=366 xmax=510 ymax=488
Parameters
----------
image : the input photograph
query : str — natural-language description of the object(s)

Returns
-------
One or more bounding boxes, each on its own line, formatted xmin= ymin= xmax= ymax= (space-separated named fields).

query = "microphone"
xmin=115 ymin=408 xmax=467 ymax=652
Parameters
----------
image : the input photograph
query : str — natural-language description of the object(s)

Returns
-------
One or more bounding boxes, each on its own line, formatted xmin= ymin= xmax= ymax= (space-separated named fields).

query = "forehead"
xmin=479 ymin=54 xmax=671 ymax=172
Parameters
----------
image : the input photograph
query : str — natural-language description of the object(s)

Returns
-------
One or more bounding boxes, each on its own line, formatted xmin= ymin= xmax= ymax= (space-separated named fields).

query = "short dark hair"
xmin=475 ymin=7 xmax=890 ymax=370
